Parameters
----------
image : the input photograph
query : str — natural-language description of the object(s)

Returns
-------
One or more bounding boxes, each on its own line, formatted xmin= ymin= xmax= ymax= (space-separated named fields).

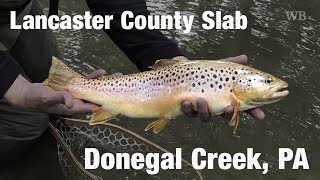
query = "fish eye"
xmin=266 ymin=78 xmax=273 ymax=84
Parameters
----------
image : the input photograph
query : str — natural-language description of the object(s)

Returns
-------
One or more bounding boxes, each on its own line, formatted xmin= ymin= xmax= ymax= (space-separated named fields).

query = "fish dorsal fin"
xmin=149 ymin=59 xmax=183 ymax=70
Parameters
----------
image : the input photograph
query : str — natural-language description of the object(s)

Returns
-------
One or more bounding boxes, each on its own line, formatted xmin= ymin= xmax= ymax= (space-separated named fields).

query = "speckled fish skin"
xmin=44 ymin=57 xmax=289 ymax=133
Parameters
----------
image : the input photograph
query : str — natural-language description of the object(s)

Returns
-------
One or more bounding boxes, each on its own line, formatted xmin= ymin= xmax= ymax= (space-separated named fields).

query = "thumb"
xmin=47 ymin=91 xmax=74 ymax=109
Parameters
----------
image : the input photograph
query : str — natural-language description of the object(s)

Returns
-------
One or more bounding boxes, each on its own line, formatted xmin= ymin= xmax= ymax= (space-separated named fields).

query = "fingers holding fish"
xmin=221 ymin=105 xmax=233 ymax=120
xmin=246 ymin=108 xmax=265 ymax=120
xmin=46 ymin=99 xmax=98 ymax=116
xmin=47 ymin=91 xmax=75 ymax=109
xmin=87 ymin=69 xmax=106 ymax=79
xmin=196 ymin=99 xmax=211 ymax=122
xmin=224 ymin=54 xmax=248 ymax=65
xmin=109 ymin=72 xmax=123 ymax=78
xmin=87 ymin=69 xmax=123 ymax=79
xmin=181 ymin=101 xmax=198 ymax=118
xmin=181 ymin=99 xmax=211 ymax=122
xmin=222 ymin=105 xmax=265 ymax=121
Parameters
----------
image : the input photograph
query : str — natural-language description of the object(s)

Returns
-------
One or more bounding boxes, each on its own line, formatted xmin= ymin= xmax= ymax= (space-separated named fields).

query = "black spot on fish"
xmin=192 ymin=83 xmax=196 ymax=87
xmin=235 ymin=71 xmax=238 ymax=75
xmin=210 ymin=68 xmax=213 ymax=71
xmin=210 ymin=84 xmax=214 ymax=88
xmin=201 ymin=75 xmax=205 ymax=79
xmin=213 ymin=74 xmax=217 ymax=78
xmin=219 ymin=85 xmax=222 ymax=89
xmin=201 ymin=89 xmax=205 ymax=93
xmin=221 ymin=70 xmax=224 ymax=73
xmin=198 ymin=82 xmax=201 ymax=85
xmin=195 ymin=75 xmax=198 ymax=78
xmin=232 ymin=76 xmax=235 ymax=80
xmin=226 ymin=77 xmax=229 ymax=82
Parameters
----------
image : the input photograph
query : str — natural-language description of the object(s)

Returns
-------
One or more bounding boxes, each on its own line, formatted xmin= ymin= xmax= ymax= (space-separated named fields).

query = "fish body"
xmin=44 ymin=57 xmax=289 ymax=133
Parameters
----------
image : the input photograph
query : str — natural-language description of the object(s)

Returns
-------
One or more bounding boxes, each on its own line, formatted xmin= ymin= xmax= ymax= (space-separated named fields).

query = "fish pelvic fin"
xmin=229 ymin=98 xmax=240 ymax=134
xmin=89 ymin=108 xmax=117 ymax=125
xmin=145 ymin=117 xmax=170 ymax=134
xmin=43 ymin=57 xmax=82 ymax=91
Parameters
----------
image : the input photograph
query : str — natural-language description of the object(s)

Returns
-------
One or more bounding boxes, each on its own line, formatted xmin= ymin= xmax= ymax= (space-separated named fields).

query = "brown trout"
xmin=44 ymin=57 xmax=289 ymax=134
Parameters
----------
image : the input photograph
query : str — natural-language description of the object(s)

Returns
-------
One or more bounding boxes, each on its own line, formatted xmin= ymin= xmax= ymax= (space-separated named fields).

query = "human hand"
xmin=4 ymin=69 xmax=108 ymax=116
xmin=181 ymin=55 xmax=265 ymax=122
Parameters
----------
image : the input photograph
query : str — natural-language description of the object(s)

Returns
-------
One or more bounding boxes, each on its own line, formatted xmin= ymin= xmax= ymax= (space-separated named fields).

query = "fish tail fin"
xmin=43 ymin=57 xmax=82 ymax=91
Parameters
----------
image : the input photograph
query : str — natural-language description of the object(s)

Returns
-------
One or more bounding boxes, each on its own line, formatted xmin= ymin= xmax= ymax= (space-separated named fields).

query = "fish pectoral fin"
xmin=144 ymin=118 xmax=170 ymax=134
xmin=232 ymin=113 xmax=240 ymax=134
xmin=89 ymin=108 xmax=117 ymax=125
xmin=229 ymin=99 xmax=240 ymax=134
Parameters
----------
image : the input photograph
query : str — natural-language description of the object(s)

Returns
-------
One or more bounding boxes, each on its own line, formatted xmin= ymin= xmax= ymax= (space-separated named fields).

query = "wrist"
xmin=3 ymin=74 xmax=32 ymax=108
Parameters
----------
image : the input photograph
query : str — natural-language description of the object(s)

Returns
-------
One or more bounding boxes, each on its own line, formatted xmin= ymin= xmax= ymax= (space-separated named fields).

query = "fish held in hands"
xmin=44 ymin=57 xmax=289 ymax=134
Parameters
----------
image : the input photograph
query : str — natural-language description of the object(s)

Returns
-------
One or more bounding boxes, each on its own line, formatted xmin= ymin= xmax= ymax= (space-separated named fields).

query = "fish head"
xmin=234 ymin=72 xmax=289 ymax=106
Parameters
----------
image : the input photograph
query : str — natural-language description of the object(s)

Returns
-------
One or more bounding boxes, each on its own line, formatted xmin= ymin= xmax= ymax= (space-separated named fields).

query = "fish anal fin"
xmin=89 ymin=109 xmax=117 ymax=125
xmin=229 ymin=99 xmax=240 ymax=134
xmin=149 ymin=59 xmax=182 ymax=70
xmin=144 ymin=118 xmax=170 ymax=134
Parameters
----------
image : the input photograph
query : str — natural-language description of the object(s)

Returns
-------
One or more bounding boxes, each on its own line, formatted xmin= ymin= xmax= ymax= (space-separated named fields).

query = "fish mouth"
xmin=264 ymin=82 xmax=289 ymax=101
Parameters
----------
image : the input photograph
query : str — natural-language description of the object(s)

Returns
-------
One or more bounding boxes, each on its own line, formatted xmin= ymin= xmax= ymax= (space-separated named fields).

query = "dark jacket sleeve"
xmin=0 ymin=51 xmax=21 ymax=98
xmin=86 ymin=0 xmax=184 ymax=71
